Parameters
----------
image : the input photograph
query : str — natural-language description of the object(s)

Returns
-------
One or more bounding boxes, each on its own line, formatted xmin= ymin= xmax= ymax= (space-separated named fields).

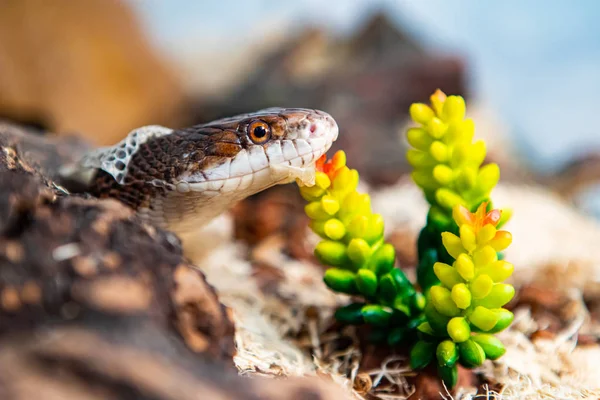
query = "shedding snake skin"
xmin=2 ymin=108 xmax=339 ymax=235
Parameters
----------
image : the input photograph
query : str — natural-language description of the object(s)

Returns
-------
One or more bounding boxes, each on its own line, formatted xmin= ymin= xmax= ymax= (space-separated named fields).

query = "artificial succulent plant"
xmin=407 ymin=90 xmax=510 ymax=290
xmin=298 ymin=151 xmax=424 ymax=344
xmin=298 ymin=90 xmax=514 ymax=388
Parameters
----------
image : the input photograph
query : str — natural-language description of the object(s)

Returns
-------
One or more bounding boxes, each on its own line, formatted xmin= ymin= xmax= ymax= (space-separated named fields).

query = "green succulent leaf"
xmin=410 ymin=340 xmax=436 ymax=370
xmin=378 ymin=273 xmax=398 ymax=302
xmin=323 ymin=268 xmax=357 ymax=294
xmin=361 ymin=305 xmax=393 ymax=326
xmin=411 ymin=292 xmax=427 ymax=313
xmin=355 ymin=268 xmax=378 ymax=297
xmin=486 ymin=308 xmax=514 ymax=333
xmin=424 ymin=301 xmax=451 ymax=334
xmin=458 ymin=339 xmax=486 ymax=368
xmin=334 ymin=303 xmax=365 ymax=325
xmin=371 ymin=244 xmax=396 ymax=276
xmin=417 ymin=322 xmax=436 ymax=337
xmin=418 ymin=247 xmax=441 ymax=291
xmin=347 ymin=238 xmax=372 ymax=268
xmin=389 ymin=268 xmax=411 ymax=290
xmin=436 ymin=340 xmax=458 ymax=367
xmin=315 ymin=241 xmax=349 ymax=267
xmin=472 ymin=334 xmax=506 ymax=360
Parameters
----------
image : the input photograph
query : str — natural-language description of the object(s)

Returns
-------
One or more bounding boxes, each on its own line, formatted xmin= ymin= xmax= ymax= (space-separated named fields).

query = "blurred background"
xmin=1 ymin=0 xmax=600 ymax=215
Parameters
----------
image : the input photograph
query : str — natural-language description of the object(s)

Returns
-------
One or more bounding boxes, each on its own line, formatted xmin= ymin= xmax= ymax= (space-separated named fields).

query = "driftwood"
xmin=0 ymin=124 xmax=351 ymax=399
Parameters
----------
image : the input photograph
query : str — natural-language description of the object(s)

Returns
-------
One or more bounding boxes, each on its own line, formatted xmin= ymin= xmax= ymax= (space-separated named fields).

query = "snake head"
xmin=182 ymin=107 xmax=339 ymax=194
xmin=171 ymin=107 xmax=339 ymax=229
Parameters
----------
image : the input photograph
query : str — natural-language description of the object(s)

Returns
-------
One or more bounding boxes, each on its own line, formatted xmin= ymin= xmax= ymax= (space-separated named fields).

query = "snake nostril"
xmin=310 ymin=123 xmax=317 ymax=134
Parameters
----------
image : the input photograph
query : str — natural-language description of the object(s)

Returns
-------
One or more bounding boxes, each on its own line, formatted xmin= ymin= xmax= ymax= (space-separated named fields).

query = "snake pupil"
xmin=253 ymin=126 xmax=267 ymax=138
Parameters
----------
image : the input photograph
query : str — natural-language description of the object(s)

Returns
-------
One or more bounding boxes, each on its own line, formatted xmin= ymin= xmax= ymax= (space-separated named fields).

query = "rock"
xmin=0 ymin=327 xmax=352 ymax=400
xmin=0 ymin=162 xmax=234 ymax=359
xmin=0 ymin=123 xmax=354 ymax=399
xmin=0 ymin=122 xmax=91 ymax=186
xmin=0 ymin=0 xmax=186 ymax=145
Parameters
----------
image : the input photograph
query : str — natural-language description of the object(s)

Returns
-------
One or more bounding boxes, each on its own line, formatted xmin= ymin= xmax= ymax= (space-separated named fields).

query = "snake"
xmin=0 ymin=108 xmax=339 ymax=235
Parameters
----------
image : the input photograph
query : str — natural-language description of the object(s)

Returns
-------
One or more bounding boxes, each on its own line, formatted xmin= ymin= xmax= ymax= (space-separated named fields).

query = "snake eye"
xmin=248 ymin=120 xmax=271 ymax=144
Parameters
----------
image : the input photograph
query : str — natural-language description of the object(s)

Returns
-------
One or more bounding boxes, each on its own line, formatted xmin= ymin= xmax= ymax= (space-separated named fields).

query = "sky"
xmin=130 ymin=0 xmax=600 ymax=172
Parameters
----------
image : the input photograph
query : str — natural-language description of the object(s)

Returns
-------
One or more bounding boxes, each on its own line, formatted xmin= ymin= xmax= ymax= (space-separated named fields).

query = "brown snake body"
xmin=1 ymin=108 xmax=339 ymax=235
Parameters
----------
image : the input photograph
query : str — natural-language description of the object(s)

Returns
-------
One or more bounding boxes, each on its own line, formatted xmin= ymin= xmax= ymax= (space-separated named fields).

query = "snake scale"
xmin=0 ymin=108 xmax=339 ymax=235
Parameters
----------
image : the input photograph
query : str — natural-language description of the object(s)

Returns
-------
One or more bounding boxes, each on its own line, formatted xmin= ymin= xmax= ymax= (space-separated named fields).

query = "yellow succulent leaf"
xmin=410 ymin=103 xmax=435 ymax=124
xmin=475 ymin=163 xmax=500 ymax=195
xmin=315 ymin=172 xmax=331 ymax=190
xmin=305 ymin=201 xmax=330 ymax=220
xmin=441 ymin=95 xmax=466 ymax=122
xmin=436 ymin=188 xmax=466 ymax=210
xmin=433 ymin=262 xmax=464 ymax=288
xmin=455 ymin=253 xmax=475 ymax=281
xmin=447 ymin=316 xmax=471 ymax=342
xmin=456 ymin=167 xmax=477 ymax=191
xmin=412 ymin=170 xmax=438 ymax=191
xmin=309 ymin=220 xmax=326 ymax=238
xmin=442 ymin=232 xmax=466 ymax=259
xmin=427 ymin=117 xmax=447 ymax=139
xmin=324 ymin=219 xmax=346 ymax=240
xmin=433 ymin=165 xmax=454 ymax=185
xmin=473 ymin=245 xmax=498 ymax=267
xmin=451 ymin=283 xmax=472 ymax=309
xmin=452 ymin=205 xmax=474 ymax=227
xmin=430 ymin=141 xmax=449 ymax=162
xmin=407 ymin=127 xmax=433 ymax=151
xmin=347 ymin=214 xmax=368 ymax=239
xmin=479 ymin=260 xmax=514 ymax=282
xmin=470 ymin=274 xmax=493 ymax=299
xmin=459 ymin=225 xmax=477 ymax=252
xmin=300 ymin=184 xmax=326 ymax=201
xmin=332 ymin=166 xmax=353 ymax=190
xmin=407 ymin=149 xmax=436 ymax=168
xmin=321 ymin=195 xmax=340 ymax=216
xmin=469 ymin=140 xmax=487 ymax=167
xmin=469 ymin=306 xmax=499 ymax=332
xmin=489 ymin=230 xmax=512 ymax=252
xmin=477 ymin=224 xmax=497 ymax=245
xmin=430 ymin=286 xmax=460 ymax=317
